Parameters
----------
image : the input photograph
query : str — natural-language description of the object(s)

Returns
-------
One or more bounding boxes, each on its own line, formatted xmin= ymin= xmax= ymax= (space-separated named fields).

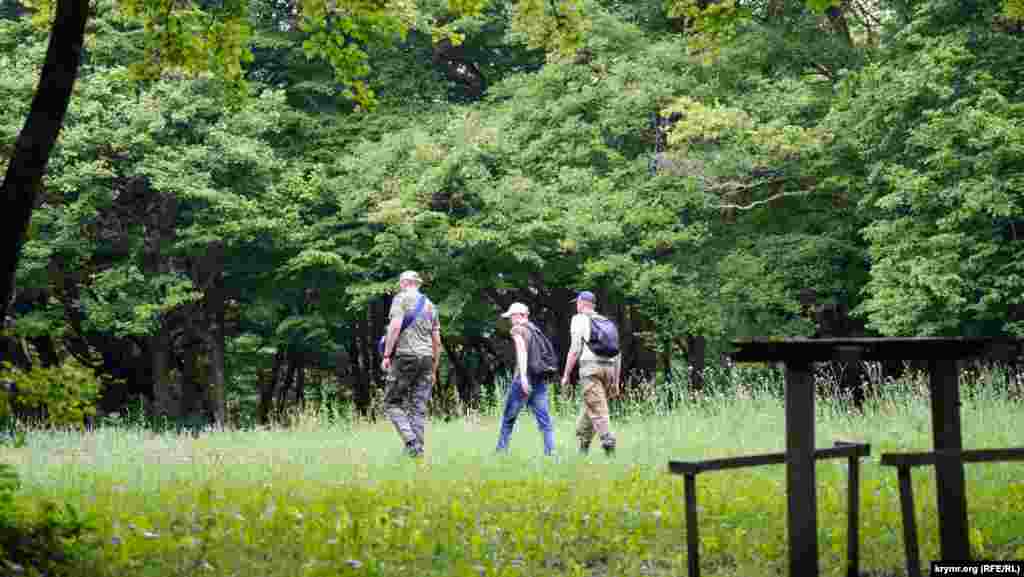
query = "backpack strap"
xmin=401 ymin=294 xmax=427 ymax=331
xmin=383 ymin=294 xmax=428 ymax=358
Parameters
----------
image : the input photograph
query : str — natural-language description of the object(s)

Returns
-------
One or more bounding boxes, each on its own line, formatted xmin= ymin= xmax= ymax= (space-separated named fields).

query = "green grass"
xmin=3 ymin=369 xmax=1024 ymax=576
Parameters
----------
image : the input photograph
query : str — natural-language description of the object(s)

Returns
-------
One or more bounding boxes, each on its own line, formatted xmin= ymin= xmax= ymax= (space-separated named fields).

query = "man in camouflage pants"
xmin=381 ymin=271 xmax=442 ymax=458
xmin=560 ymin=291 xmax=620 ymax=456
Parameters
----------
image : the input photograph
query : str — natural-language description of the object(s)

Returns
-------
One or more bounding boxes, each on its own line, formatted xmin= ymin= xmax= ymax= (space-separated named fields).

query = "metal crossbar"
xmin=668 ymin=441 xmax=871 ymax=577
xmin=880 ymin=447 xmax=1024 ymax=577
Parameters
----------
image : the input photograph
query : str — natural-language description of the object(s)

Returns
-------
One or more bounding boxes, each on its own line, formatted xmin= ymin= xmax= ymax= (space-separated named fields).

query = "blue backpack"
xmin=588 ymin=315 xmax=620 ymax=358
xmin=378 ymin=294 xmax=428 ymax=356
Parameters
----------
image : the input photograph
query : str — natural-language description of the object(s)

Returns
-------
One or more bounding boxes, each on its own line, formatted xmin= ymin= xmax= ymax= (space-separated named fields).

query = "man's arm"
xmin=380 ymin=307 xmax=403 ymax=371
xmin=561 ymin=315 xmax=583 ymax=386
xmin=561 ymin=350 xmax=579 ymax=387
xmin=383 ymin=317 xmax=403 ymax=358
xmin=381 ymin=293 xmax=408 ymax=371
xmin=381 ymin=316 xmax=403 ymax=371
xmin=609 ymin=354 xmax=622 ymax=398
xmin=513 ymin=332 xmax=529 ymax=395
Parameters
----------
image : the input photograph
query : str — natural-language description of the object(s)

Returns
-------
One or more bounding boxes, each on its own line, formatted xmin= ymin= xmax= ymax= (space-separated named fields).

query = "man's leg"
xmin=595 ymin=367 xmax=616 ymax=455
xmin=528 ymin=381 xmax=555 ymax=456
xmin=581 ymin=365 xmax=615 ymax=456
xmin=385 ymin=358 xmax=418 ymax=454
xmin=496 ymin=376 xmax=526 ymax=452
xmin=575 ymin=374 xmax=595 ymax=454
xmin=406 ymin=355 xmax=434 ymax=457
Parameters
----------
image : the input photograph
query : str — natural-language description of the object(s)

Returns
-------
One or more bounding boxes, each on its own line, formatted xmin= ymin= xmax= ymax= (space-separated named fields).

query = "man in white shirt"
xmin=560 ymin=291 xmax=620 ymax=456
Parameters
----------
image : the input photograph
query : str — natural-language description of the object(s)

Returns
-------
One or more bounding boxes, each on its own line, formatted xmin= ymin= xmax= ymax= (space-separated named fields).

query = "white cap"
xmin=399 ymin=270 xmax=422 ymax=283
xmin=500 ymin=302 xmax=529 ymax=318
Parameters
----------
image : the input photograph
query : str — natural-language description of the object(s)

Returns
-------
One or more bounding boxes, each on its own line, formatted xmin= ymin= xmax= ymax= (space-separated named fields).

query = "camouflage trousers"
xmin=575 ymin=361 xmax=617 ymax=454
xmin=385 ymin=354 xmax=434 ymax=455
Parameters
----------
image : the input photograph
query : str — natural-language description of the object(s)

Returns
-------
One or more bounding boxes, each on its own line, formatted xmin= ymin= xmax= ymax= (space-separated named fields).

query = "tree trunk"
xmin=0 ymin=0 xmax=89 ymax=324
xmin=612 ymin=300 xmax=631 ymax=391
xmin=29 ymin=335 xmax=59 ymax=367
xmin=842 ymin=360 xmax=865 ymax=410
xmin=295 ymin=355 xmax=306 ymax=408
xmin=659 ymin=338 xmax=674 ymax=409
xmin=371 ymin=297 xmax=389 ymax=385
xmin=206 ymin=293 xmax=227 ymax=426
xmin=276 ymin=351 xmax=299 ymax=419
xmin=352 ymin=310 xmax=372 ymax=417
xmin=687 ymin=334 xmax=706 ymax=392
xmin=444 ymin=340 xmax=477 ymax=408
xmin=198 ymin=246 xmax=227 ymax=426
xmin=151 ymin=326 xmax=179 ymax=422
xmin=179 ymin=337 xmax=205 ymax=428
xmin=258 ymin=349 xmax=284 ymax=425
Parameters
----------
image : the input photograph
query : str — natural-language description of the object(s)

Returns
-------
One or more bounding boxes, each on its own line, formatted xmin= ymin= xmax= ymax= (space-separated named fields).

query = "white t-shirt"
xmin=569 ymin=312 xmax=599 ymax=362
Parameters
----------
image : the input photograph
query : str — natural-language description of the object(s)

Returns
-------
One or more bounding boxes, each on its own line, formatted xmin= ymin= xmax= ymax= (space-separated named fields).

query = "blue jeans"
xmin=496 ymin=375 xmax=555 ymax=455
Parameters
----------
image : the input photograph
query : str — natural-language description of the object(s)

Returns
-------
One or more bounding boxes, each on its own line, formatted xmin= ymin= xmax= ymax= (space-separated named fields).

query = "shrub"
xmin=0 ymin=463 xmax=101 ymax=575
xmin=0 ymin=354 xmax=103 ymax=429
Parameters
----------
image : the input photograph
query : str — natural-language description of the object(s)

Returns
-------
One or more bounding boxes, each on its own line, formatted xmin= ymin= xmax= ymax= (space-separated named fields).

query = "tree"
xmin=1 ymin=0 xmax=593 ymax=329
xmin=1 ymin=0 xmax=88 ymax=327
xmin=825 ymin=3 xmax=1024 ymax=336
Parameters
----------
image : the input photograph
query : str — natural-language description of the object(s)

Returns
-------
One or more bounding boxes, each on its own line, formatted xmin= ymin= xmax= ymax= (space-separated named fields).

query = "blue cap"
xmin=571 ymin=291 xmax=595 ymax=303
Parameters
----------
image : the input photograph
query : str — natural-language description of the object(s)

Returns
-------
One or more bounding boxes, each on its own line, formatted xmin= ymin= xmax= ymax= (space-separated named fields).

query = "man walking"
xmin=381 ymin=271 xmax=441 ymax=458
xmin=495 ymin=302 xmax=556 ymax=456
xmin=561 ymin=291 xmax=620 ymax=456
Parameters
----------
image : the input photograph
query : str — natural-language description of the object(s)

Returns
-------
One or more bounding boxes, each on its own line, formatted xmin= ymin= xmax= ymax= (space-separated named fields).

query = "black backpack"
xmin=588 ymin=315 xmax=620 ymax=358
xmin=526 ymin=322 xmax=559 ymax=376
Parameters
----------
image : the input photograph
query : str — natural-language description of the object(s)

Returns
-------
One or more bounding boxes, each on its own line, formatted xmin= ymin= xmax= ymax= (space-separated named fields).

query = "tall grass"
xmin=2 ymin=363 xmax=1023 ymax=576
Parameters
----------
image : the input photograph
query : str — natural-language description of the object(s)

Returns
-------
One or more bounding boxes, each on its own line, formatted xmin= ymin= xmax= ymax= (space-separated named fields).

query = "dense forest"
xmin=1 ymin=0 xmax=1022 ymax=427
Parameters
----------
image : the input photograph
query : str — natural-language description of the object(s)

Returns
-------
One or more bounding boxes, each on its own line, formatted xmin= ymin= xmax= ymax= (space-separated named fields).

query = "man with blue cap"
xmin=561 ymin=290 xmax=620 ymax=456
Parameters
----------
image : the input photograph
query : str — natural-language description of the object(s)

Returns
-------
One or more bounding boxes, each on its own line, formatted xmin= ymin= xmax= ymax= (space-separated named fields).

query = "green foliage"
xmin=3 ymin=368 xmax=1023 ymax=576
xmin=823 ymin=28 xmax=1024 ymax=335
xmin=0 ymin=463 xmax=101 ymax=575
xmin=0 ymin=355 xmax=103 ymax=428
xmin=509 ymin=0 xmax=591 ymax=59
xmin=1007 ymin=0 xmax=1024 ymax=20
xmin=0 ymin=463 xmax=18 ymax=517
xmin=7 ymin=0 xmax=1024 ymax=425
xmin=664 ymin=0 xmax=749 ymax=59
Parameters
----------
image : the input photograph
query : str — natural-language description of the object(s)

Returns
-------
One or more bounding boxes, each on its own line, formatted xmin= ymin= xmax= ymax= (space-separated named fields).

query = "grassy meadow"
xmin=3 ymin=366 xmax=1024 ymax=576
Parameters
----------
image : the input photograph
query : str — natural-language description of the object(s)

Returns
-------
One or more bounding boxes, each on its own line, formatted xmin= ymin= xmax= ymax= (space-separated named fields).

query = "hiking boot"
xmin=600 ymin=433 xmax=616 ymax=457
xmin=405 ymin=440 xmax=423 ymax=459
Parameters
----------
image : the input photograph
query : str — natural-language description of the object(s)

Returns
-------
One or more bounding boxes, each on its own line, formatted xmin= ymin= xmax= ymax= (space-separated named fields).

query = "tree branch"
xmin=711 ymin=188 xmax=813 ymax=211
xmin=808 ymin=61 xmax=835 ymax=81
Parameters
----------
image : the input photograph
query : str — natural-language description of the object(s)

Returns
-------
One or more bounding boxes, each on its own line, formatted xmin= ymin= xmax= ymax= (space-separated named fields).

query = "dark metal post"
xmin=785 ymin=359 xmax=818 ymax=577
xmin=844 ymin=446 xmax=860 ymax=577
xmin=928 ymin=359 xmax=970 ymax=560
xmin=897 ymin=465 xmax=922 ymax=577
xmin=684 ymin=472 xmax=700 ymax=577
